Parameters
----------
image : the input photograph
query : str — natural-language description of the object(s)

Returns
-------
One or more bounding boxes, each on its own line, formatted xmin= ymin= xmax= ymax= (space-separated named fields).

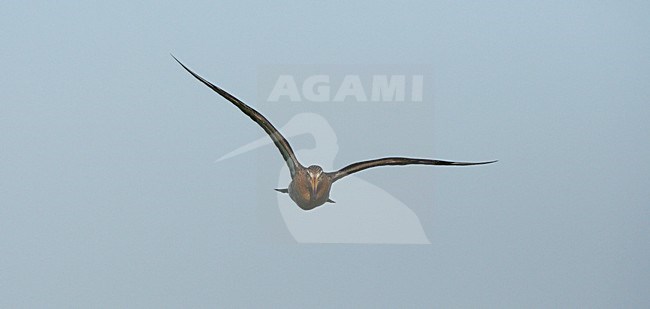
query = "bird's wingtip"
xmin=170 ymin=53 xmax=183 ymax=65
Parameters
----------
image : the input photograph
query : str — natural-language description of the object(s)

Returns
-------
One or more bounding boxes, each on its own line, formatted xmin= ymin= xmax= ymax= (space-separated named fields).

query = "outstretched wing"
xmin=172 ymin=55 xmax=302 ymax=177
xmin=329 ymin=157 xmax=497 ymax=182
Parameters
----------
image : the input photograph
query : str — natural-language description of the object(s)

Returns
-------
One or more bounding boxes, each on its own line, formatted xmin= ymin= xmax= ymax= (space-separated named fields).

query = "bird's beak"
xmin=310 ymin=177 xmax=318 ymax=197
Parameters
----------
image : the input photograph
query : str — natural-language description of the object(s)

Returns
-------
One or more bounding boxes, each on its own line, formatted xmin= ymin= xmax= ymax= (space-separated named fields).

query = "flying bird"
xmin=172 ymin=55 xmax=496 ymax=210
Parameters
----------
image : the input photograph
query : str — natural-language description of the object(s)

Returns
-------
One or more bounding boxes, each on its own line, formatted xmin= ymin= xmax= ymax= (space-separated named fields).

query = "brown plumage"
xmin=173 ymin=55 xmax=496 ymax=210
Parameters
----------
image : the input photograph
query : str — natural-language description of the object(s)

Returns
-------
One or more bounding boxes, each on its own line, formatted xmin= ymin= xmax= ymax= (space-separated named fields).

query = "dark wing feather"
xmin=330 ymin=157 xmax=496 ymax=182
xmin=172 ymin=55 xmax=302 ymax=177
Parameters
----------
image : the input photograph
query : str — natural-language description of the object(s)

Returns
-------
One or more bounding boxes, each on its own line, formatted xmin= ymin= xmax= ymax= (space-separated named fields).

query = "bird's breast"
xmin=288 ymin=179 xmax=331 ymax=210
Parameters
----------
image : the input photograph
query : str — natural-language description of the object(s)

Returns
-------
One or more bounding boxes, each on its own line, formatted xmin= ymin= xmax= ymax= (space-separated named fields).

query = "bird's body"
xmin=287 ymin=166 xmax=332 ymax=210
xmin=173 ymin=55 xmax=496 ymax=210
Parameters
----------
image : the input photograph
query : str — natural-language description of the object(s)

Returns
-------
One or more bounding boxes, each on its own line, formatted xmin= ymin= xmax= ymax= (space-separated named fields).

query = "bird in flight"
xmin=172 ymin=55 xmax=496 ymax=210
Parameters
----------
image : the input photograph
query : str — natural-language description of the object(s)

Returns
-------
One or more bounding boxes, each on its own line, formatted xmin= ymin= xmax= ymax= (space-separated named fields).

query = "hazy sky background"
xmin=2 ymin=0 xmax=649 ymax=307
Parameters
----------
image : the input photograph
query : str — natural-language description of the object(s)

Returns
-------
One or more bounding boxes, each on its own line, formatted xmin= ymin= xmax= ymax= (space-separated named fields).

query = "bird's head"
xmin=306 ymin=165 xmax=324 ymax=190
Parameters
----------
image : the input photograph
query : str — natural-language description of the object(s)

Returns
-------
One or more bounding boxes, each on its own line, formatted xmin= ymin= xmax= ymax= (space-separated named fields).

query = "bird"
xmin=217 ymin=113 xmax=433 ymax=243
xmin=172 ymin=55 xmax=497 ymax=211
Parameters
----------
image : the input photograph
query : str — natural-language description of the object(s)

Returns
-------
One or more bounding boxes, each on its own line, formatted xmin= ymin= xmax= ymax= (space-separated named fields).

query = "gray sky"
xmin=1 ymin=0 xmax=649 ymax=307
